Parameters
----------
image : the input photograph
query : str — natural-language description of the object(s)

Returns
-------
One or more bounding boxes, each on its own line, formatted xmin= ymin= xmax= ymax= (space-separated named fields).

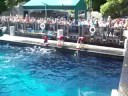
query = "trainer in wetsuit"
xmin=43 ymin=35 xmax=49 ymax=45
xmin=77 ymin=36 xmax=85 ymax=49
xmin=57 ymin=35 xmax=64 ymax=47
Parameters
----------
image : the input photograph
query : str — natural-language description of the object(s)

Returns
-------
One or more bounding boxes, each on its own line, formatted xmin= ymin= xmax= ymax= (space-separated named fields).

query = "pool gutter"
xmin=0 ymin=35 xmax=124 ymax=59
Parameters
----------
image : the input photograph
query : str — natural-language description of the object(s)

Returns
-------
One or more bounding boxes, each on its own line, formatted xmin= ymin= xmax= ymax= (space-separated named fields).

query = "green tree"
xmin=119 ymin=0 xmax=128 ymax=16
xmin=0 ymin=0 xmax=7 ymax=14
xmin=5 ymin=0 xmax=29 ymax=9
xmin=5 ymin=0 xmax=25 ymax=9
xmin=100 ymin=0 xmax=128 ymax=18
xmin=4 ymin=0 xmax=29 ymax=14
xmin=5 ymin=0 xmax=17 ymax=9
xmin=92 ymin=0 xmax=107 ymax=11
xmin=86 ymin=0 xmax=107 ymax=11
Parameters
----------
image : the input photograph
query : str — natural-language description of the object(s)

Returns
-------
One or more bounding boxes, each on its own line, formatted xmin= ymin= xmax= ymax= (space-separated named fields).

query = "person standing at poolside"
xmin=57 ymin=35 xmax=64 ymax=47
xmin=76 ymin=36 xmax=85 ymax=49
xmin=42 ymin=35 xmax=49 ymax=46
xmin=124 ymin=19 xmax=128 ymax=30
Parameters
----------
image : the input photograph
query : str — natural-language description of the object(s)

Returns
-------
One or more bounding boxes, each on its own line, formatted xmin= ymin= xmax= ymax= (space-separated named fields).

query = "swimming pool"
xmin=0 ymin=45 xmax=122 ymax=96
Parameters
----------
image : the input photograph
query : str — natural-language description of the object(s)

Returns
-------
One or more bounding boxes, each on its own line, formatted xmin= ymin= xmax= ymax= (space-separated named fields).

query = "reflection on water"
xmin=0 ymin=45 xmax=122 ymax=96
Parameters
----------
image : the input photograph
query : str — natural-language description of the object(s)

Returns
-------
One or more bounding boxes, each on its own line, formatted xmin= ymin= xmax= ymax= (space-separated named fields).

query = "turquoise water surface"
xmin=0 ymin=45 xmax=122 ymax=96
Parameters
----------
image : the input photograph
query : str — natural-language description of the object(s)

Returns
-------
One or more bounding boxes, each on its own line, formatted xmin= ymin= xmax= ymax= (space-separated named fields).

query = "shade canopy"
xmin=23 ymin=0 xmax=87 ymax=19
xmin=24 ymin=0 xmax=79 ymax=6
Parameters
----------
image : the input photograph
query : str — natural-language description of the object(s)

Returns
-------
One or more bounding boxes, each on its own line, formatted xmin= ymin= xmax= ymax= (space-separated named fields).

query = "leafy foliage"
xmin=86 ymin=0 xmax=107 ymax=11
xmin=100 ymin=0 xmax=128 ymax=18
xmin=5 ymin=0 xmax=25 ymax=8
xmin=92 ymin=0 xmax=107 ymax=11
xmin=5 ymin=0 xmax=17 ymax=8
xmin=0 ymin=0 xmax=29 ymax=14
xmin=0 ymin=0 xmax=7 ymax=14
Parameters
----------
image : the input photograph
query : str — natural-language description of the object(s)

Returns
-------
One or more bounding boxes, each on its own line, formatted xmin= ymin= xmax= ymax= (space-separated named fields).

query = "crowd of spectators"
xmin=0 ymin=15 xmax=128 ymax=32
xmin=0 ymin=15 xmax=127 ymax=46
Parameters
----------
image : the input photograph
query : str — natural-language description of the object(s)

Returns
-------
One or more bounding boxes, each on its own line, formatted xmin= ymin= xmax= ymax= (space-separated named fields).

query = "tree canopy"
xmin=86 ymin=0 xmax=107 ymax=11
xmin=100 ymin=0 xmax=128 ymax=18
xmin=92 ymin=0 xmax=107 ymax=11
xmin=5 ymin=0 xmax=28 ymax=9
xmin=0 ymin=0 xmax=7 ymax=14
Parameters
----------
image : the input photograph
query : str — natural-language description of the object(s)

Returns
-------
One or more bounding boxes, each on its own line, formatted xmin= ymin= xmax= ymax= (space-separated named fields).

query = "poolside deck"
xmin=0 ymin=34 xmax=124 ymax=57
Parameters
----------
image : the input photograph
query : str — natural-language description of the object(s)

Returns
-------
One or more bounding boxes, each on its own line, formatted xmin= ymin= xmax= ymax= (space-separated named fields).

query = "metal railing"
xmin=1 ymin=21 xmax=125 ymax=47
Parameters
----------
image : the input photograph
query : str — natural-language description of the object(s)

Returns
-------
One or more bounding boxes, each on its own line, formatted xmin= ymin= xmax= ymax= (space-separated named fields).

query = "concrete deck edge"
xmin=0 ymin=35 xmax=124 ymax=59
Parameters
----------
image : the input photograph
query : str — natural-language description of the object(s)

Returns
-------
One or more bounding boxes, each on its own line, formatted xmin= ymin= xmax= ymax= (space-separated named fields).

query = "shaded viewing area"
xmin=0 ymin=0 xmax=120 ymax=49
xmin=23 ymin=0 xmax=87 ymax=20
xmin=2 ymin=20 xmax=125 ymax=48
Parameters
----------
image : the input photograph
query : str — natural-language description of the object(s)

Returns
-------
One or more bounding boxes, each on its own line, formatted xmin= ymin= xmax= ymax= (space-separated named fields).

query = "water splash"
xmin=74 ymin=51 xmax=79 ymax=57
xmin=0 ymin=44 xmax=122 ymax=96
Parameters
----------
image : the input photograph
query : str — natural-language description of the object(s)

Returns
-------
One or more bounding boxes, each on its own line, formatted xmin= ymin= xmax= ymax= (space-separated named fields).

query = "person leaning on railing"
xmin=124 ymin=19 xmax=128 ymax=30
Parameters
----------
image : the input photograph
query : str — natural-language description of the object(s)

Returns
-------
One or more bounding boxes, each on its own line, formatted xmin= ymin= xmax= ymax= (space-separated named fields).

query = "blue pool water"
xmin=0 ymin=45 xmax=122 ymax=96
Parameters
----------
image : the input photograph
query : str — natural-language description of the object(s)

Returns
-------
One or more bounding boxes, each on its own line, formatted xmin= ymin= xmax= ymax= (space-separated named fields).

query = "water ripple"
xmin=0 ymin=45 xmax=123 ymax=96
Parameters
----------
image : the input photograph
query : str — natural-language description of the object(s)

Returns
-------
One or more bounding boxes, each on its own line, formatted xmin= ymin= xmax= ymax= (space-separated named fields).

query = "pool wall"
xmin=0 ymin=39 xmax=124 ymax=61
xmin=119 ymin=39 xmax=128 ymax=95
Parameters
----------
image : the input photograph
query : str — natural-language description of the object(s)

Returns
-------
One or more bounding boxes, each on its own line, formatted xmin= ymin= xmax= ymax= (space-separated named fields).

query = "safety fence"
xmin=1 ymin=21 xmax=125 ymax=48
